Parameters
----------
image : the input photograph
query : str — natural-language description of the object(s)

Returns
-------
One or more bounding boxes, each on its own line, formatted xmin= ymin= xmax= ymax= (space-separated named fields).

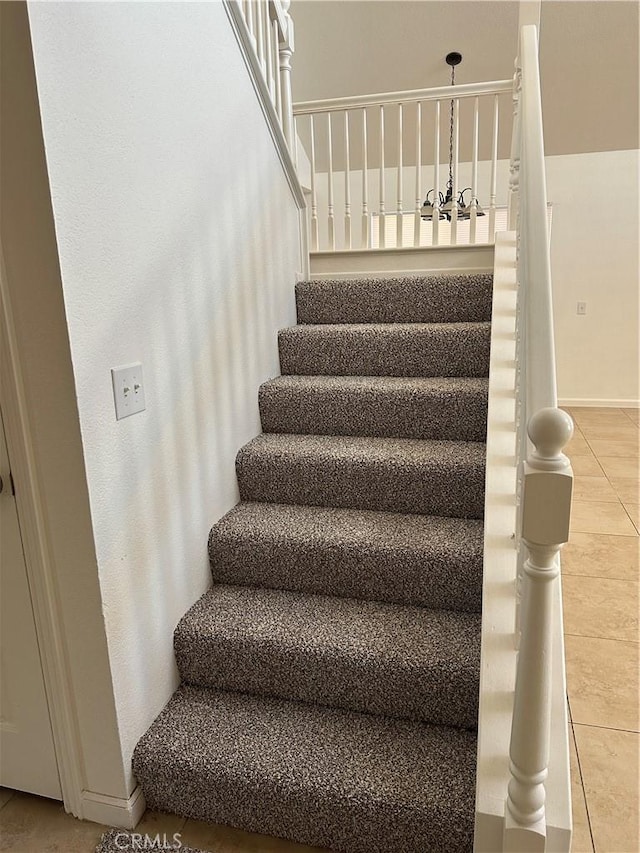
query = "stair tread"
xmin=295 ymin=273 xmax=493 ymax=324
xmin=261 ymin=374 xmax=489 ymax=392
xmin=259 ymin=374 xmax=488 ymax=440
xmin=176 ymin=585 xmax=480 ymax=727
xmin=133 ymin=684 xmax=477 ymax=853
xmin=278 ymin=322 xmax=491 ymax=378
xmin=238 ymin=431 xmax=486 ymax=464
xmin=209 ymin=502 xmax=484 ymax=612
xmin=237 ymin=434 xmax=486 ymax=519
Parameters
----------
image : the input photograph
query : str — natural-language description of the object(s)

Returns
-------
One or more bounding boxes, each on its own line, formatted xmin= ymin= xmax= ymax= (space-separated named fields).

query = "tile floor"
xmin=0 ymin=407 xmax=638 ymax=853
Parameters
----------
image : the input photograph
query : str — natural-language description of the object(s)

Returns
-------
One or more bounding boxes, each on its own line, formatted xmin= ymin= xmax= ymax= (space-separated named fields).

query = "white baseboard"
xmin=81 ymin=785 xmax=146 ymax=829
xmin=559 ymin=398 xmax=640 ymax=409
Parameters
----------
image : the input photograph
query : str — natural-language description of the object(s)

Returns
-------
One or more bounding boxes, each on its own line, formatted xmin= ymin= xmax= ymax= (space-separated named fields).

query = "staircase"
xmin=133 ymin=272 xmax=493 ymax=853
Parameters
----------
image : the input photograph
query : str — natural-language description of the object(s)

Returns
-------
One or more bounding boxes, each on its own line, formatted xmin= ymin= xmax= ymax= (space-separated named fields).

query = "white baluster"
xmin=379 ymin=104 xmax=386 ymax=248
xmin=504 ymin=407 xmax=574 ymax=852
xmin=362 ymin=107 xmax=369 ymax=248
xmin=489 ymin=92 xmax=499 ymax=239
xmin=470 ymin=96 xmax=479 ymax=244
xmin=509 ymin=65 xmax=522 ymax=231
xmin=278 ymin=2 xmax=294 ymax=152
xmin=272 ymin=19 xmax=281 ymax=113
xmin=414 ymin=101 xmax=422 ymax=248
xmin=432 ymin=100 xmax=440 ymax=246
xmin=255 ymin=0 xmax=265 ymax=73
xmin=327 ymin=112 xmax=335 ymax=250
xmin=396 ymin=103 xmax=403 ymax=248
xmin=265 ymin=5 xmax=275 ymax=105
xmin=309 ymin=113 xmax=319 ymax=251
xmin=245 ymin=0 xmax=256 ymax=48
xmin=344 ymin=111 xmax=352 ymax=249
xmin=292 ymin=115 xmax=298 ymax=170
xmin=450 ymin=98 xmax=459 ymax=245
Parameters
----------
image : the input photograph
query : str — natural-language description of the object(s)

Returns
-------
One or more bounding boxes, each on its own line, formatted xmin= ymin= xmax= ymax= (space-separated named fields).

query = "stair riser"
xmin=135 ymin=761 xmax=472 ymax=853
xmin=259 ymin=383 xmax=488 ymax=441
xmin=295 ymin=274 xmax=493 ymax=325
xmin=209 ymin=534 xmax=483 ymax=613
xmin=237 ymin=453 xmax=485 ymax=519
xmin=175 ymin=632 xmax=479 ymax=729
xmin=278 ymin=325 xmax=490 ymax=377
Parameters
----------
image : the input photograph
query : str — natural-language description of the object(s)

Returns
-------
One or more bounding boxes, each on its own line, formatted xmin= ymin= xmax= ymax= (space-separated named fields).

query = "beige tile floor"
xmin=1 ymin=407 xmax=638 ymax=853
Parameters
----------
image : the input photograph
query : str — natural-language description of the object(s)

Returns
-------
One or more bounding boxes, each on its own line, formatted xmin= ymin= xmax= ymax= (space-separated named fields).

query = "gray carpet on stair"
xmin=259 ymin=375 xmax=488 ymax=440
xmin=175 ymin=584 xmax=481 ymax=728
xmin=209 ymin=502 xmax=484 ymax=612
xmin=279 ymin=322 xmax=491 ymax=377
xmin=295 ymin=273 xmax=493 ymax=324
xmin=133 ymin=271 xmax=491 ymax=852
xmin=95 ymin=830 xmax=207 ymax=853
xmin=237 ymin=433 xmax=485 ymax=519
xmin=132 ymin=686 xmax=477 ymax=853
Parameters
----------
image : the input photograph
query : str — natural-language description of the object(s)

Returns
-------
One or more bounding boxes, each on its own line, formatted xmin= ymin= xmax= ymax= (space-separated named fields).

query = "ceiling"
xmin=291 ymin=0 xmax=639 ymax=157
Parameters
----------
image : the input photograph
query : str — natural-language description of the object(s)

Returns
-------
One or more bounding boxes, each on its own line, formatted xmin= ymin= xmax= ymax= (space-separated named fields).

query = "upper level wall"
xmin=27 ymin=0 xmax=303 ymax=795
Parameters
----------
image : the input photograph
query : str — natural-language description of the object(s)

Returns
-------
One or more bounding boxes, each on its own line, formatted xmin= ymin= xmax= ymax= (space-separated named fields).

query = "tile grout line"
xmin=571 ymin=721 xmax=640 ymax=736
xmin=570 ymin=720 xmax=598 ymax=853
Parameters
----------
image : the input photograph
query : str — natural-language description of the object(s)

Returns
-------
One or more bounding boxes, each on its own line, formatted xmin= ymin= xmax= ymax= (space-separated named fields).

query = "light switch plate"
xmin=111 ymin=363 xmax=145 ymax=420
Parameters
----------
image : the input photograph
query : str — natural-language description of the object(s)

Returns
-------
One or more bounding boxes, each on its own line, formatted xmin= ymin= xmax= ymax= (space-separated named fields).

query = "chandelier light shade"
xmin=421 ymin=52 xmax=486 ymax=222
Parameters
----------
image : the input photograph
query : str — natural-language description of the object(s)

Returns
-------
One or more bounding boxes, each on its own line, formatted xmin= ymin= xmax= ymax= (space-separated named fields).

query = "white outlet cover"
xmin=111 ymin=363 xmax=145 ymax=420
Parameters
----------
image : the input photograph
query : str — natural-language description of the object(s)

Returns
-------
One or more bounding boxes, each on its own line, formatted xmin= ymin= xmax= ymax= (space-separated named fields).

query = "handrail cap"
xmin=527 ymin=407 xmax=574 ymax=459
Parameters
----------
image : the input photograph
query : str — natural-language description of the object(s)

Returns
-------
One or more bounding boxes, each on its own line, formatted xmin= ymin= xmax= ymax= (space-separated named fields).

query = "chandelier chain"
xmin=448 ymin=63 xmax=455 ymax=196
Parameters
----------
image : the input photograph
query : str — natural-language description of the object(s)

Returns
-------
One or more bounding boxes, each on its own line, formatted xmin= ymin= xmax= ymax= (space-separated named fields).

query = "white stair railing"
xmin=503 ymin=24 xmax=574 ymax=852
xmin=230 ymin=0 xmax=295 ymax=153
xmin=293 ymin=80 xmax=512 ymax=252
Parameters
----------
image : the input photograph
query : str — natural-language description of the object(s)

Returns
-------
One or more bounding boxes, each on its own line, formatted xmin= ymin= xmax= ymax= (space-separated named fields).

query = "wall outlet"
xmin=577 ymin=302 xmax=587 ymax=315
xmin=111 ymin=363 xmax=145 ymax=420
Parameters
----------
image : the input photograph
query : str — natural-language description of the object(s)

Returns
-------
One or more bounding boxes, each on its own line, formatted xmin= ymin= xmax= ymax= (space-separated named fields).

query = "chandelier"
xmin=421 ymin=52 xmax=485 ymax=222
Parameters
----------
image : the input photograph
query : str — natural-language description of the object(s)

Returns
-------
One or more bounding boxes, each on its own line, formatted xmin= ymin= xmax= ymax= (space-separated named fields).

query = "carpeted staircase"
xmin=133 ymin=273 xmax=492 ymax=853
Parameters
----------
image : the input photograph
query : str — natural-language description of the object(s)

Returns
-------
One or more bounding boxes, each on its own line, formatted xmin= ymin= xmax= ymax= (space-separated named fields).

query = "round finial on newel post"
xmin=280 ymin=0 xmax=291 ymax=12
xmin=527 ymin=407 xmax=574 ymax=467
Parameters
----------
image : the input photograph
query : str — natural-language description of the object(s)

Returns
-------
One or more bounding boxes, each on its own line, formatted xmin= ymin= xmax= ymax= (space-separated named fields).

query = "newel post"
xmin=278 ymin=0 xmax=294 ymax=152
xmin=504 ymin=407 xmax=573 ymax=852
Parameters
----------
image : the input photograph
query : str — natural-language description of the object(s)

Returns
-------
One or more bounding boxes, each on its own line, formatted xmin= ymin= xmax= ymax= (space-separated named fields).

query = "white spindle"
xmin=489 ymin=93 xmax=499 ymax=238
xmin=255 ymin=0 xmax=265 ymax=72
xmin=245 ymin=0 xmax=256 ymax=46
xmin=414 ymin=101 xmax=422 ymax=248
xmin=362 ymin=108 xmax=369 ymax=248
xmin=293 ymin=116 xmax=298 ymax=170
xmin=509 ymin=66 xmax=522 ymax=230
xmin=396 ymin=103 xmax=403 ymax=248
xmin=327 ymin=112 xmax=335 ymax=250
xmin=272 ymin=19 xmax=282 ymax=111
xmin=265 ymin=7 xmax=275 ymax=104
xmin=344 ymin=111 xmax=352 ymax=249
xmin=432 ymin=100 xmax=440 ymax=246
xmin=309 ymin=113 xmax=318 ymax=251
xmin=450 ymin=97 xmax=459 ymax=245
xmin=379 ymin=105 xmax=386 ymax=248
xmin=278 ymin=8 xmax=294 ymax=151
xmin=470 ymin=96 xmax=479 ymax=244
xmin=505 ymin=408 xmax=573 ymax=851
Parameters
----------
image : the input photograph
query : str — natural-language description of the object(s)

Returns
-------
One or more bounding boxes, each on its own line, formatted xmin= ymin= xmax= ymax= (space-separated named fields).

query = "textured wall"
xmin=28 ymin=0 xmax=302 ymax=793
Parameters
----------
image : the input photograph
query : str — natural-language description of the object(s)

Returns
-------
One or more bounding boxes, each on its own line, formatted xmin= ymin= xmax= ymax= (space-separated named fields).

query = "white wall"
xmin=310 ymin=150 xmax=639 ymax=404
xmin=28 ymin=0 xmax=303 ymax=798
xmin=546 ymin=149 xmax=639 ymax=406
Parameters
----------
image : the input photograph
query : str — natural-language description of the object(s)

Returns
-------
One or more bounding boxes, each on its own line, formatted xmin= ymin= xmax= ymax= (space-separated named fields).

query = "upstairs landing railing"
xmin=293 ymin=80 xmax=513 ymax=252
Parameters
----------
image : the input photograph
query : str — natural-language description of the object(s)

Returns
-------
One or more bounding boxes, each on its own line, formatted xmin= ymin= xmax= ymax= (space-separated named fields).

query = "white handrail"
xmin=503 ymin=24 xmax=574 ymax=852
xmin=293 ymin=79 xmax=513 ymax=114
